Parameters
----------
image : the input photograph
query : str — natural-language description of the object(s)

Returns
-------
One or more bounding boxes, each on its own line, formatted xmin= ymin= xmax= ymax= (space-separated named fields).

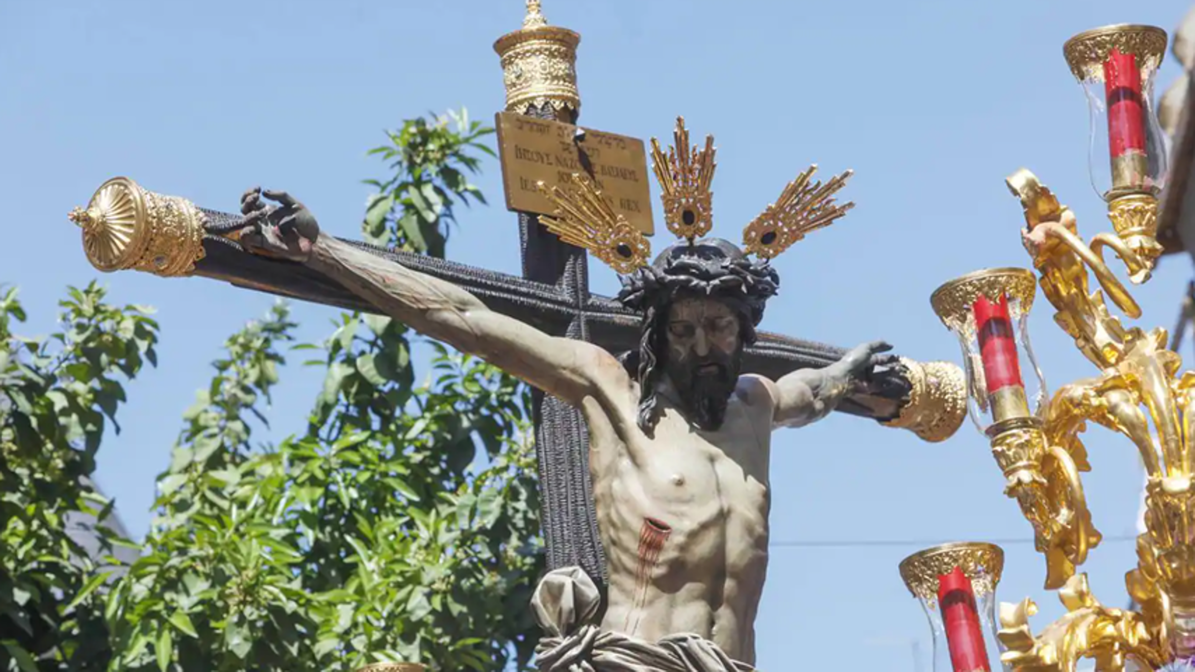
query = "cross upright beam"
xmin=509 ymin=102 xmax=607 ymax=582
xmin=493 ymin=1 xmax=624 ymax=584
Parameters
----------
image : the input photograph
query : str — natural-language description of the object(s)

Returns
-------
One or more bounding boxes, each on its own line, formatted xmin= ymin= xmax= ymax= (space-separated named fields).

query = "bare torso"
xmin=583 ymin=374 xmax=774 ymax=665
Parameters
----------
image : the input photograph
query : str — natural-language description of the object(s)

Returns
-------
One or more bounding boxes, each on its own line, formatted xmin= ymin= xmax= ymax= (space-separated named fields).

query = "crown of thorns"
xmin=615 ymin=238 xmax=778 ymax=326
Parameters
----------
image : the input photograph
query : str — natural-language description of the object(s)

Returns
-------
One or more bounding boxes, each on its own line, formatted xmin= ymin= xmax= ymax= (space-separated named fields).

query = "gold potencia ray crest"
xmin=536 ymin=117 xmax=855 ymax=273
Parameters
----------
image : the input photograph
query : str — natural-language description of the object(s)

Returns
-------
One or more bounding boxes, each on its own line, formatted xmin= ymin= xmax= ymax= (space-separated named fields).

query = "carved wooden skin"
xmin=302 ymin=236 xmax=867 ymax=664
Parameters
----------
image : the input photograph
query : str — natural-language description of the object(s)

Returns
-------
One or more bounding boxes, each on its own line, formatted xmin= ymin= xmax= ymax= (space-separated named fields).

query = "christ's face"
xmin=666 ymin=297 xmax=741 ymax=365
xmin=661 ymin=297 xmax=743 ymax=429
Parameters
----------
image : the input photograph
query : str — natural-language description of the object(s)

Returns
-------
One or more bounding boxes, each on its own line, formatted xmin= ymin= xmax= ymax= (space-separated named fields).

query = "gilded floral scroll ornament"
xmin=998 ymin=574 xmax=1164 ymax=672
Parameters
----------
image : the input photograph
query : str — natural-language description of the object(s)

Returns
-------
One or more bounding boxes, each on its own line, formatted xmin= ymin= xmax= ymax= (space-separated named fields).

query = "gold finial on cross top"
xmin=494 ymin=0 xmax=581 ymax=113
xmin=523 ymin=0 xmax=547 ymax=28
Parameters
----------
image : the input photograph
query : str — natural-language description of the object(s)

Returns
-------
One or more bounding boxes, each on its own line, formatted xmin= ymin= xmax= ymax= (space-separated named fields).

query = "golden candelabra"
xmin=916 ymin=21 xmax=1185 ymax=672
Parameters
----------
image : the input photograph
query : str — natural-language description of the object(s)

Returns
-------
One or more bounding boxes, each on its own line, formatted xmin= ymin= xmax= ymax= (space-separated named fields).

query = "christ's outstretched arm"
xmin=763 ymin=340 xmax=892 ymax=428
xmin=236 ymin=188 xmax=623 ymax=406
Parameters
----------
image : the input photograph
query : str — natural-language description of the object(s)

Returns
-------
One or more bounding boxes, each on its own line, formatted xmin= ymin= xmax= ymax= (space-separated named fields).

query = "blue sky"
xmin=1 ymin=1 xmax=1191 ymax=669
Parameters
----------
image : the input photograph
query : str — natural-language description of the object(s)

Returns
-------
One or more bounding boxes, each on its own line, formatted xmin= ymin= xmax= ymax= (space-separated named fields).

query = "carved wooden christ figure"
xmin=233 ymin=118 xmax=888 ymax=670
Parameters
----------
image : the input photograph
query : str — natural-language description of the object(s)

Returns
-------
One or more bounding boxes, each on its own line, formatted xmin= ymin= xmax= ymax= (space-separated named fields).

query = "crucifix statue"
xmin=66 ymin=2 xmax=966 ymax=669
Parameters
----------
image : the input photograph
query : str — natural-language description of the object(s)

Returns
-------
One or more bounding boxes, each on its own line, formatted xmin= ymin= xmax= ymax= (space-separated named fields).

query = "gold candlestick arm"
xmin=930 ymin=266 xmax=1097 ymax=589
xmin=986 ymin=166 xmax=1193 ymax=669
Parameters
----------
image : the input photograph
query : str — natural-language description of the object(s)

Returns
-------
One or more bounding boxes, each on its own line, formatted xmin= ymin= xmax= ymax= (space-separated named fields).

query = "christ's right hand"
xmin=238 ymin=187 xmax=321 ymax=263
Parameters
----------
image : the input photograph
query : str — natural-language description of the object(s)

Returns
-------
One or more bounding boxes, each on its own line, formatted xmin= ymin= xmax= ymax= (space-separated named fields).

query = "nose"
xmin=693 ymin=330 xmax=710 ymax=357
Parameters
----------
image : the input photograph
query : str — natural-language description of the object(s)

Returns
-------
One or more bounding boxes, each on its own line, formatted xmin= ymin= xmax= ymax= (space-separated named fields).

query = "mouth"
xmin=696 ymin=363 xmax=721 ymax=377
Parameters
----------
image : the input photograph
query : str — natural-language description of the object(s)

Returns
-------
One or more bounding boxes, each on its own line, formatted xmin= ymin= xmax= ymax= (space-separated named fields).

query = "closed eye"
xmin=669 ymin=323 xmax=695 ymax=339
xmin=710 ymin=317 xmax=737 ymax=333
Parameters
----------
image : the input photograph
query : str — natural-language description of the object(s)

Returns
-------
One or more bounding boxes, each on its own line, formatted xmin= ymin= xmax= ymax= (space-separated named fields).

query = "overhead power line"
xmin=769 ymin=534 xmax=1139 ymax=549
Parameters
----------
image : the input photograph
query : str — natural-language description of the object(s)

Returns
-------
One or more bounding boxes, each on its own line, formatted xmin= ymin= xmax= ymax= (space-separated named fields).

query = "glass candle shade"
xmin=1063 ymin=24 xmax=1170 ymax=201
xmin=930 ymin=269 xmax=1046 ymax=437
xmin=900 ymin=542 xmax=1007 ymax=672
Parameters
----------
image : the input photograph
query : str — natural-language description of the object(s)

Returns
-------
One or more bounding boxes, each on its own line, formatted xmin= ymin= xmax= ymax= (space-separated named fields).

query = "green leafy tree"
xmin=106 ymin=109 xmax=543 ymax=671
xmin=0 ymin=283 xmax=159 ymax=671
xmin=362 ymin=108 xmax=493 ymax=256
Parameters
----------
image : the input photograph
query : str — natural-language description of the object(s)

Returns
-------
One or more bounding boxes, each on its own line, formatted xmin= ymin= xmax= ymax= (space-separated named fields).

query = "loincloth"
xmin=531 ymin=566 xmax=755 ymax=672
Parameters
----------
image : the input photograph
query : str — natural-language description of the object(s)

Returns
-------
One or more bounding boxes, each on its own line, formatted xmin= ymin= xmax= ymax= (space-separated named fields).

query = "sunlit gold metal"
xmin=1107 ymin=193 xmax=1162 ymax=275
xmin=930 ymin=267 xmax=1038 ymax=335
xmin=880 ymin=358 xmax=968 ymax=443
xmin=493 ymin=0 xmax=581 ymax=114
xmin=536 ymin=173 xmax=651 ymax=274
xmin=543 ymin=115 xmax=853 ymax=271
xmin=991 ymin=386 xmax=1033 ymax=423
xmin=69 ymin=176 xmax=206 ymax=277
xmin=929 ymin=212 xmax=1116 ymax=591
xmin=967 ymin=166 xmax=1195 ymax=670
xmin=898 ymin=541 xmax=1004 ymax=602
xmin=1062 ymin=24 xmax=1168 ymax=83
xmin=997 ymin=573 xmax=1165 ymax=672
xmin=650 ymin=117 xmax=716 ymax=243
xmin=741 ymin=164 xmax=854 ymax=260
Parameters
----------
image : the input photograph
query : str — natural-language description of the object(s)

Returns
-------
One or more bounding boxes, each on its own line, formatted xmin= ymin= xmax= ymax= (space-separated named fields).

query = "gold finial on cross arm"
xmin=68 ymin=177 xmax=207 ymax=277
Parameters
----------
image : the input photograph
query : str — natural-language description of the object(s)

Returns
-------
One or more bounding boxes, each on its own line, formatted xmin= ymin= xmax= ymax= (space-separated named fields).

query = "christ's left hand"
xmin=838 ymin=340 xmax=895 ymax=384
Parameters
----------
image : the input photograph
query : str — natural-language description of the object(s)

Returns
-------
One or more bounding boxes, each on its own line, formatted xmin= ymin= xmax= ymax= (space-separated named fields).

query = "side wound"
xmin=625 ymin=517 xmax=672 ymax=635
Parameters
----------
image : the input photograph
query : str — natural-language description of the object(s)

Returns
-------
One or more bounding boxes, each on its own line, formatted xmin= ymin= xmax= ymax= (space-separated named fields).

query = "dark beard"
xmin=663 ymin=348 xmax=742 ymax=431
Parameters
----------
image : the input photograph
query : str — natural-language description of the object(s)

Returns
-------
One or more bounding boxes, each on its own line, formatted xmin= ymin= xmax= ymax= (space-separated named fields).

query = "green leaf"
xmin=1 ymin=640 xmax=38 ymax=672
xmin=385 ymin=477 xmax=420 ymax=503
xmin=158 ymin=473 xmax=188 ymax=496
xmin=168 ymin=610 xmax=199 ymax=638
xmin=421 ymin=182 xmax=445 ymax=214
xmin=397 ymin=211 xmax=426 ymax=251
xmin=224 ymin=620 xmax=252 ymax=658
xmin=321 ymin=361 xmax=352 ymax=406
xmin=406 ymin=184 xmax=437 ymax=224
xmin=355 ymin=353 xmax=387 ymax=387
xmin=157 ymin=625 xmax=173 ymax=671
xmin=364 ymin=193 xmax=395 ymax=231
xmin=65 ymin=570 xmax=112 ymax=611
xmin=405 ymin=588 xmax=432 ymax=621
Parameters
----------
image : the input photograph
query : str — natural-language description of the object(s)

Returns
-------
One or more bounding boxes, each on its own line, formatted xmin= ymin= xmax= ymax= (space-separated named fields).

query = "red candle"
xmin=1103 ymin=48 xmax=1146 ymax=158
xmin=938 ymin=567 xmax=991 ymax=672
xmin=973 ymin=295 xmax=1023 ymax=392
